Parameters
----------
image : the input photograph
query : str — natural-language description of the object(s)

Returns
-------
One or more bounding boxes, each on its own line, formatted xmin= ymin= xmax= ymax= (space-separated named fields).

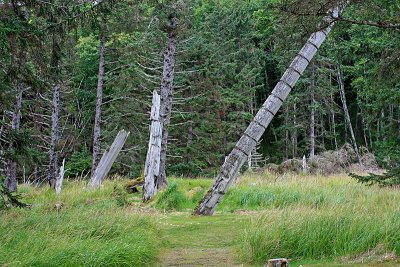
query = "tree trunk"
xmin=284 ymin=104 xmax=289 ymax=160
xmin=157 ymin=12 xmax=178 ymax=189
xmin=337 ymin=65 xmax=361 ymax=162
xmin=92 ymin=30 xmax=106 ymax=175
xmin=292 ymin=103 xmax=297 ymax=158
xmin=380 ymin=107 xmax=385 ymax=142
xmin=361 ymin=114 xmax=369 ymax=151
xmin=193 ymin=2 xmax=347 ymax=216
xmin=5 ymin=82 xmax=24 ymax=192
xmin=310 ymin=63 xmax=316 ymax=159
xmin=143 ymin=91 xmax=163 ymax=202
xmin=330 ymin=92 xmax=338 ymax=150
xmin=5 ymin=43 xmax=27 ymax=192
xmin=48 ymin=82 xmax=61 ymax=188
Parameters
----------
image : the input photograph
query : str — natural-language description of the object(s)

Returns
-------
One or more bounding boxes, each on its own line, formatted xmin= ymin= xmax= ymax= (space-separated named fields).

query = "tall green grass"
xmin=241 ymin=207 xmax=400 ymax=264
xmin=154 ymin=173 xmax=400 ymax=265
xmin=3 ymin=173 xmax=399 ymax=266
xmin=0 ymin=181 xmax=160 ymax=267
xmin=236 ymin=173 xmax=400 ymax=264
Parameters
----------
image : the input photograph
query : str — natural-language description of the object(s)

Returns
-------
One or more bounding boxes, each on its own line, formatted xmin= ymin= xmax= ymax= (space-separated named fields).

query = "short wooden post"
xmin=302 ymin=155 xmax=308 ymax=174
xmin=90 ymin=130 xmax=130 ymax=188
xmin=143 ymin=91 xmax=163 ymax=202
xmin=55 ymin=158 xmax=65 ymax=194
xmin=265 ymin=258 xmax=289 ymax=267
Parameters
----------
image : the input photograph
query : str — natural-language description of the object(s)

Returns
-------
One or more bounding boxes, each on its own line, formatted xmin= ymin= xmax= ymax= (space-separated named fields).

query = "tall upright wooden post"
xmin=143 ymin=91 xmax=163 ymax=202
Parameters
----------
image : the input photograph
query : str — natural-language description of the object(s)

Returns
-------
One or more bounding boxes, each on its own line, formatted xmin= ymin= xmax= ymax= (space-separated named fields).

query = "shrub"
xmin=113 ymin=183 xmax=129 ymax=207
xmin=155 ymin=182 xmax=189 ymax=211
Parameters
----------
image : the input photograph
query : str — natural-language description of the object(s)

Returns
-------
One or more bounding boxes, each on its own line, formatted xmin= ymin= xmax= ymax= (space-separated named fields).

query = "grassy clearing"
xmin=236 ymin=172 xmax=400 ymax=265
xmin=0 ymin=180 xmax=160 ymax=267
xmin=1 ymin=172 xmax=399 ymax=266
xmin=154 ymin=173 xmax=400 ymax=266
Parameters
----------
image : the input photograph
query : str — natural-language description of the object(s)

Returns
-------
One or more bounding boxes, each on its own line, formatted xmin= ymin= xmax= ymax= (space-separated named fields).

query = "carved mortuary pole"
xmin=143 ymin=91 xmax=163 ymax=202
xmin=90 ymin=130 xmax=130 ymax=188
xmin=194 ymin=1 xmax=348 ymax=215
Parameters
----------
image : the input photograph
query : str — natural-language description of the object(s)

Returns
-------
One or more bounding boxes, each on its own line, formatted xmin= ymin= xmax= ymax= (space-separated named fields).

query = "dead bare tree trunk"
xmin=5 ymin=82 xmax=24 ymax=192
xmin=284 ymin=104 xmax=289 ymax=160
xmin=48 ymin=82 xmax=61 ymax=188
xmin=157 ymin=12 xmax=178 ymax=189
xmin=310 ymin=63 xmax=316 ymax=159
xmin=143 ymin=91 xmax=163 ymax=202
xmin=92 ymin=29 xmax=106 ymax=175
xmin=337 ymin=65 xmax=360 ymax=162
xmin=330 ymin=92 xmax=338 ymax=150
xmin=292 ymin=103 xmax=298 ymax=158
xmin=193 ymin=2 xmax=347 ymax=215
xmin=361 ymin=115 xmax=369 ymax=151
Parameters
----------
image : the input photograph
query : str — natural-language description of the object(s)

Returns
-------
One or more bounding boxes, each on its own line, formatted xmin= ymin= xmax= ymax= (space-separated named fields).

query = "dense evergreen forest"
xmin=1 ymin=0 xmax=399 ymax=189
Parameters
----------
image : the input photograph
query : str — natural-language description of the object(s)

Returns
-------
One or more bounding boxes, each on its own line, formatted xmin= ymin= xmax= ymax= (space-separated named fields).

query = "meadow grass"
xmin=1 ymin=172 xmax=400 ymax=266
xmin=0 ymin=180 xmax=160 ymax=267
xmin=155 ymin=172 xmax=400 ymax=265
xmin=235 ymin=172 xmax=400 ymax=265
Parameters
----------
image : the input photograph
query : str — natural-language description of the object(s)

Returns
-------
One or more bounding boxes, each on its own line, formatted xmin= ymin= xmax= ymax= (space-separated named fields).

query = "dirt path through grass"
xmin=154 ymin=211 xmax=400 ymax=267
xmin=157 ymin=213 xmax=251 ymax=266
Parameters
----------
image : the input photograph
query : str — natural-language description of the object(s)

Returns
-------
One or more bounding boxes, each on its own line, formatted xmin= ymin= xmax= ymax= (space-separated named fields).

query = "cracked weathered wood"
xmin=90 ymin=130 xmax=129 ymax=188
xmin=193 ymin=2 xmax=347 ymax=215
xmin=143 ymin=91 xmax=163 ymax=202
xmin=55 ymin=158 xmax=65 ymax=194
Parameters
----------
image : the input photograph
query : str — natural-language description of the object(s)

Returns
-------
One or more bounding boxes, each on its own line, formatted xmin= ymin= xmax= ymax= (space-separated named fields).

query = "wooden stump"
xmin=265 ymin=258 xmax=289 ymax=267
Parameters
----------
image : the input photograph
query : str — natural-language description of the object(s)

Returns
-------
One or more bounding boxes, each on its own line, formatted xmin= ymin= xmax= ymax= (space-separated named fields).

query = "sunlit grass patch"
xmin=0 ymin=180 xmax=161 ymax=267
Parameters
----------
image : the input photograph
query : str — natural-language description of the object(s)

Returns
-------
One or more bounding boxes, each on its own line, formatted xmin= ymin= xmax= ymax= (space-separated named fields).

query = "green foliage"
xmin=350 ymin=165 xmax=400 ymax=187
xmin=155 ymin=182 xmax=189 ymax=211
xmin=1 ymin=0 xmax=400 ymax=181
xmin=0 ymin=176 xmax=28 ymax=210
xmin=64 ymin=150 xmax=92 ymax=178
xmin=113 ymin=183 xmax=129 ymax=207
xmin=374 ymin=140 xmax=400 ymax=168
